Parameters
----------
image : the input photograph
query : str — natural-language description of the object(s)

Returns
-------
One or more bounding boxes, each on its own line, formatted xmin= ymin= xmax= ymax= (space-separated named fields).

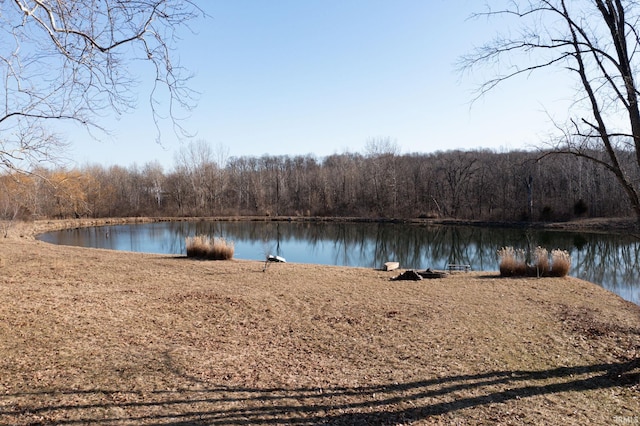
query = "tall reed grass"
xmin=497 ymin=246 xmax=571 ymax=277
xmin=186 ymin=235 xmax=234 ymax=260
xmin=532 ymin=246 xmax=549 ymax=277
xmin=549 ymin=249 xmax=571 ymax=277
xmin=497 ymin=246 xmax=527 ymax=277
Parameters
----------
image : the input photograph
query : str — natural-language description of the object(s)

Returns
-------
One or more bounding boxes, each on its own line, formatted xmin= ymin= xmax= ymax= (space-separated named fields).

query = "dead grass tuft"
xmin=532 ymin=246 xmax=549 ymax=276
xmin=497 ymin=246 xmax=526 ymax=277
xmin=186 ymin=235 xmax=234 ymax=260
xmin=498 ymin=246 xmax=571 ymax=278
xmin=550 ymin=249 xmax=571 ymax=277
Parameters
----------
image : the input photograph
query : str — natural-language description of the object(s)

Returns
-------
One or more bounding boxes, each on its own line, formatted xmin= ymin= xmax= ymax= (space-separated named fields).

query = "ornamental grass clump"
xmin=531 ymin=246 xmax=549 ymax=277
xmin=497 ymin=246 xmax=527 ymax=277
xmin=186 ymin=235 xmax=234 ymax=260
xmin=550 ymin=249 xmax=571 ymax=277
xmin=498 ymin=246 xmax=571 ymax=278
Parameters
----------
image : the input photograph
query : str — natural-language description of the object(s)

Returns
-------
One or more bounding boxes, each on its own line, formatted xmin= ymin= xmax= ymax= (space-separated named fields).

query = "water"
xmin=37 ymin=220 xmax=640 ymax=305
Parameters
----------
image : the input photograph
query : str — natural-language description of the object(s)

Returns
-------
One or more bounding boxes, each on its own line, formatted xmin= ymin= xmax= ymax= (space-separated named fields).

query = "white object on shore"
xmin=383 ymin=261 xmax=400 ymax=271
xmin=267 ymin=255 xmax=286 ymax=263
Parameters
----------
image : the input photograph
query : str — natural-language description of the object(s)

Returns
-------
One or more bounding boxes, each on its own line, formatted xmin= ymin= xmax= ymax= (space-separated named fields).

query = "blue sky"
xmin=66 ymin=0 xmax=574 ymax=170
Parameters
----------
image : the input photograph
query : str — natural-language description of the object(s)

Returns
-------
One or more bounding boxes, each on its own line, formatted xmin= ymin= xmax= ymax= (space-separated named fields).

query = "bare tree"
xmin=174 ymin=140 xmax=213 ymax=214
xmin=142 ymin=161 xmax=166 ymax=210
xmin=0 ymin=174 xmax=28 ymax=236
xmin=364 ymin=137 xmax=400 ymax=216
xmin=461 ymin=0 xmax=640 ymax=222
xmin=0 ymin=0 xmax=201 ymax=172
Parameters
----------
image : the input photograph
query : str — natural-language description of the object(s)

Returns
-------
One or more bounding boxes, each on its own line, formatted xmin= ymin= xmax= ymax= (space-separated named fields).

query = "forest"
xmin=0 ymin=141 xmax=633 ymax=223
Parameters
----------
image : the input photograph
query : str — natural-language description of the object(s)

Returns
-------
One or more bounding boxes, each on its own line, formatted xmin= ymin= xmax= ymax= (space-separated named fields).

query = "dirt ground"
xmin=0 ymin=219 xmax=639 ymax=425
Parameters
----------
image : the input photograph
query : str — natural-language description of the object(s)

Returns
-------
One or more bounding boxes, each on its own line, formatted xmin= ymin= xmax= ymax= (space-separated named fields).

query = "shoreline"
xmin=26 ymin=216 xmax=640 ymax=307
xmin=19 ymin=215 xmax=640 ymax=240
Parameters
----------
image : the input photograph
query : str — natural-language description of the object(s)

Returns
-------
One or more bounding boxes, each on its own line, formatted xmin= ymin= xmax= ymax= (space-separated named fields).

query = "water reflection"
xmin=37 ymin=221 xmax=640 ymax=305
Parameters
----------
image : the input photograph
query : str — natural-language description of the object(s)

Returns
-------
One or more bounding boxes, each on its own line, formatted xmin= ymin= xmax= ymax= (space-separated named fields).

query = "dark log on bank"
xmin=391 ymin=270 xmax=423 ymax=281
xmin=418 ymin=269 xmax=448 ymax=279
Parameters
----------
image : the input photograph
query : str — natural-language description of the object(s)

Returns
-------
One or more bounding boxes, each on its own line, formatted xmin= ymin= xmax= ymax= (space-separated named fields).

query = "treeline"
xmin=0 ymin=145 xmax=633 ymax=221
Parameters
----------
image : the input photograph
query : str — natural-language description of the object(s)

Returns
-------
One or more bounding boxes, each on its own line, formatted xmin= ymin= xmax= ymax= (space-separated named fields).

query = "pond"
xmin=37 ymin=220 xmax=640 ymax=306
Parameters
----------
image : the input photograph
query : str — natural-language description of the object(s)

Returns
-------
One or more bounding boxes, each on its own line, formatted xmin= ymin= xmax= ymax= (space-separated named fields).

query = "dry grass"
xmin=550 ymin=248 xmax=572 ymax=277
xmin=532 ymin=246 xmax=549 ymax=275
xmin=186 ymin=235 xmax=234 ymax=260
xmin=498 ymin=246 xmax=572 ymax=278
xmin=497 ymin=246 xmax=527 ymax=277
xmin=0 ymin=219 xmax=638 ymax=425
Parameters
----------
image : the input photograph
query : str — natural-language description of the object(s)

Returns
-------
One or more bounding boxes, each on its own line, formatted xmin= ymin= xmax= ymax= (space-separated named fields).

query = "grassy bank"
xmin=0 ymin=220 xmax=638 ymax=424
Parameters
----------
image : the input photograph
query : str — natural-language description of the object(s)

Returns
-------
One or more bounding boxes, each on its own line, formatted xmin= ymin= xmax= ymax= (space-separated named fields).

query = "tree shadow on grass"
xmin=1 ymin=358 xmax=638 ymax=425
